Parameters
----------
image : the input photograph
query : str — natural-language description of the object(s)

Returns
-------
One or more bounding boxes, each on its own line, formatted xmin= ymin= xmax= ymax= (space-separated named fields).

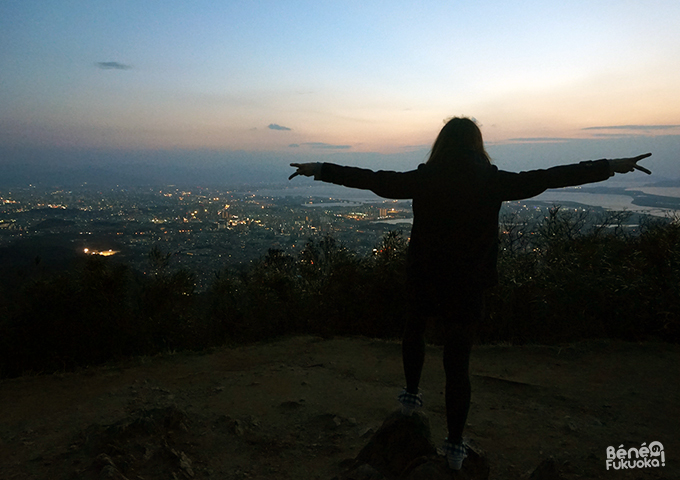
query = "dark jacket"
xmin=318 ymin=156 xmax=611 ymax=297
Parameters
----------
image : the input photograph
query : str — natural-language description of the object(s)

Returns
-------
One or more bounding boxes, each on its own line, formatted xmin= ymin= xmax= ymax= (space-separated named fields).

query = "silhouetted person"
xmin=289 ymin=116 xmax=651 ymax=470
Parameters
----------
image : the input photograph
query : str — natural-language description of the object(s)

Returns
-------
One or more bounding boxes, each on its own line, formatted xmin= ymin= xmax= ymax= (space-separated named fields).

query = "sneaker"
xmin=397 ymin=389 xmax=423 ymax=416
xmin=443 ymin=438 xmax=468 ymax=470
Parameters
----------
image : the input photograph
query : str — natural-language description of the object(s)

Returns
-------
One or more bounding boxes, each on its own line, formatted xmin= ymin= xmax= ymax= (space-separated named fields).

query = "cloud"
xmin=583 ymin=125 xmax=680 ymax=131
xmin=400 ymin=144 xmax=430 ymax=151
xmin=588 ymin=133 xmax=637 ymax=139
xmin=507 ymin=137 xmax=571 ymax=143
xmin=300 ymin=142 xmax=351 ymax=150
xmin=96 ymin=61 xmax=132 ymax=70
xmin=288 ymin=143 xmax=300 ymax=148
xmin=268 ymin=124 xmax=292 ymax=131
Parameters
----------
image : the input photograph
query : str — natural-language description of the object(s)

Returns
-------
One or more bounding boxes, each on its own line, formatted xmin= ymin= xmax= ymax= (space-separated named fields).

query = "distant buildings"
xmin=0 ymin=184 xmax=676 ymax=290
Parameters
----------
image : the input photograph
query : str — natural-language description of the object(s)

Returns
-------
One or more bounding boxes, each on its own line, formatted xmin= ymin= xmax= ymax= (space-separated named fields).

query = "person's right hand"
xmin=608 ymin=153 xmax=652 ymax=175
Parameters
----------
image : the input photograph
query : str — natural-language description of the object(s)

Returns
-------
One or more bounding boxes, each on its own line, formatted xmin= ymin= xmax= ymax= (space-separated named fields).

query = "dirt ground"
xmin=1 ymin=335 xmax=678 ymax=480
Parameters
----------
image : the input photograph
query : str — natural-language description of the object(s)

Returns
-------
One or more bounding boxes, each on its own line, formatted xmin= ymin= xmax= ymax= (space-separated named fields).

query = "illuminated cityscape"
xmin=0 ymin=185 xmax=417 ymax=290
xmin=0 ymin=183 xmax=677 ymax=291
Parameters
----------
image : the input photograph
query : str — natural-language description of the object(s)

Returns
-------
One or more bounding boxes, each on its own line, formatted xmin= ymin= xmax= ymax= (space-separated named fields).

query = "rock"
xmin=338 ymin=463 xmax=387 ymax=480
xmin=402 ymin=456 xmax=450 ymax=479
xmin=77 ymin=406 xmax=201 ymax=480
xmin=279 ymin=400 xmax=305 ymax=411
xmin=170 ymin=448 xmax=195 ymax=478
xmin=354 ymin=410 xmax=436 ymax=478
xmin=231 ymin=419 xmax=245 ymax=436
xmin=93 ymin=453 xmax=117 ymax=469
xmin=337 ymin=410 xmax=490 ymax=480
xmin=93 ymin=453 xmax=131 ymax=480
xmin=99 ymin=464 xmax=130 ymax=480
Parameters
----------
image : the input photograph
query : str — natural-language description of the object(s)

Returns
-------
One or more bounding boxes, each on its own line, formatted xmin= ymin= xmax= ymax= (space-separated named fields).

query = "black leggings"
xmin=402 ymin=288 xmax=483 ymax=444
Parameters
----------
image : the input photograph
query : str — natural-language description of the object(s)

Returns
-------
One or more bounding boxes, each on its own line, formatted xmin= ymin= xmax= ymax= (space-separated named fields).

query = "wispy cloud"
xmin=294 ymin=142 xmax=351 ymax=150
xmin=96 ymin=61 xmax=132 ymax=70
xmin=588 ymin=133 xmax=637 ymax=139
xmin=268 ymin=124 xmax=292 ymax=131
xmin=507 ymin=137 xmax=570 ymax=143
xmin=400 ymin=144 xmax=430 ymax=151
xmin=583 ymin=124 xmax=680 ymax=131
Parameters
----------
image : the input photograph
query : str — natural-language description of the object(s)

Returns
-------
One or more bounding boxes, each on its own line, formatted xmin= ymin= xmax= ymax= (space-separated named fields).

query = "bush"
xmin=483 ymin=208 xmax=680 ymax=344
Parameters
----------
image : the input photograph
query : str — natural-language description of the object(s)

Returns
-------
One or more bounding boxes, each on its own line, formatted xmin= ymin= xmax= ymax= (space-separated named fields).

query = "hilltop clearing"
xmin=1 ymin=336 xmax=678 ymax=479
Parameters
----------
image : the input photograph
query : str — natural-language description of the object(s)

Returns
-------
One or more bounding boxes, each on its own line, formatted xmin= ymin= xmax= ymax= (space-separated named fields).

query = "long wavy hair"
xmin=426 ymin=117 xmax=490 ymax=166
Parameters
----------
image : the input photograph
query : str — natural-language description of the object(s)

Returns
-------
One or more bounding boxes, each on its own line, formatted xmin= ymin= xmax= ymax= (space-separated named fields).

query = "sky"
xmin=1 ymin=0 xmax=679 ymax=185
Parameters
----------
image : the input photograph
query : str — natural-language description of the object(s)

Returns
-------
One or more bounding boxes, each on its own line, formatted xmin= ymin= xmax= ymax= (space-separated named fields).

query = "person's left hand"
xmin=609 ymin=153 xmax=652 ymax=175
xmin=289 ymin=162 xmax=321 ymax=180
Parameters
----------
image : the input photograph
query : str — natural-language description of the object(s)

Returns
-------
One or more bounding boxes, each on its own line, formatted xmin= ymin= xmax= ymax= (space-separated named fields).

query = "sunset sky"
xmin=1 ymin=1 xmax=679 ymax=182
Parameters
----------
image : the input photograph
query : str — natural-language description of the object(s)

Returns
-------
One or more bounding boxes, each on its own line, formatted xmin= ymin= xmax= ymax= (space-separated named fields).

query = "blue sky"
xmin=1 ymin=1 xmax=679 ymax=183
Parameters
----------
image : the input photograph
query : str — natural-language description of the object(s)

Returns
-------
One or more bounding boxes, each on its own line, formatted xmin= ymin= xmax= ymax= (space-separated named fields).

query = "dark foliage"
xmin=483 ymin=208 xmax=680 ymax=344
xmin=1 ymin=211 xmax=678 ymax=378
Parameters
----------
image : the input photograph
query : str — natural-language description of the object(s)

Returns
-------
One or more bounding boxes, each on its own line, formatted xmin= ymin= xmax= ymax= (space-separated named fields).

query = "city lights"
xmin=84 ymin=248 xmax=119 ymax=257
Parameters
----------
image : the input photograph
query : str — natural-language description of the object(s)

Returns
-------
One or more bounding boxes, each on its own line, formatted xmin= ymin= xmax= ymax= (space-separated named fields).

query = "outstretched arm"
xmin=496 ymin=153 xmax=653 ymax=202
xmin=289 ymin=162 xmax=420 ymax=199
